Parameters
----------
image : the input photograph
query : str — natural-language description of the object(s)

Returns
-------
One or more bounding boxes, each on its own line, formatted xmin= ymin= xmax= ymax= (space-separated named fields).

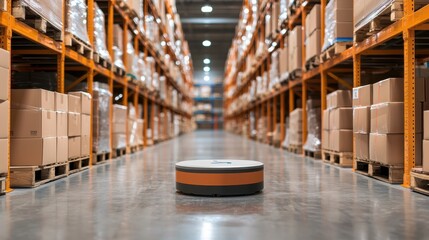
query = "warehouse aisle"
xmin=1 ymin=131 xmax=429 ymax=239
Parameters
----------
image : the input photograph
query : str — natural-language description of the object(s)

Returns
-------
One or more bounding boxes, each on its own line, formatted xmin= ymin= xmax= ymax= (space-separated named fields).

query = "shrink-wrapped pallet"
xmin=14 ymin=0 xmax=63 ymax=31
xmin=94 ymin=3 xmax=111 ymax=61
xmin=303 ymin=99 xmax=322 ymax=152
xmin=92 ymin=82 xmax=111 ymax=153
xmin=66 ymin=0 xmax=90 ymax=45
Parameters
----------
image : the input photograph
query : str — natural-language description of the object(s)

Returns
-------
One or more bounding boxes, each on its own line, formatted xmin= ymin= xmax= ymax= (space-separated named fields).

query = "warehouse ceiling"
xmin=176 ymin=0 xmax=242 ymax=84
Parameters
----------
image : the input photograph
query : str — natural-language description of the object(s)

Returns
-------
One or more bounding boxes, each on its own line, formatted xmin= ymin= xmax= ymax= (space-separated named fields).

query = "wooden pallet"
xmin=68 ymin=156 xmax=90 ymax=175
xmin=0 ymin=173 xmax=6 ymax=195
xmin=305 ymin=55 xmax=320 ymax=71
xmin=12 ymin=1 xmax=63 ymax=41
xmin=304 ymin=149 xmax=321 ymax=159
xmin=353 ymin=0 xmax=428 ymax=42
xmin=322 ymin=150 xmax=353 ymax=167
xmin=130 ymin=145 xmax=144 ymax=154
xmin=93 ymin=53 xmax=112 ymax=69
xmin=112 ymin=148 xmax=127 ymax=158
xmin=320 ymin=42 xmax=352 ymax=63
xmin=286 ymin=144 xmax=303 ymax=155
xmin=64 ymin=33 xmax=93 ymax=59
xmin=92 ymin=152 xmax=110 ymax=165
xmin=10 ymin=162 xmax=68 ymax=188
xmin=355 ymin=159 xmax=403 ymax=184
xmin=113 ymin=65 xmax=126 ymax=77
xmin=410 ymin=168 xmax=429 ymax=195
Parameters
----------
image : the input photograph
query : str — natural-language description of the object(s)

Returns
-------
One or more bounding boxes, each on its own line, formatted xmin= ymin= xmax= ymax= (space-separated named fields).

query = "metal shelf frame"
xmin=224 ymin=0 xmax=429 ymax=187
xmin=0 ymin=0 xmax=194 ymax=192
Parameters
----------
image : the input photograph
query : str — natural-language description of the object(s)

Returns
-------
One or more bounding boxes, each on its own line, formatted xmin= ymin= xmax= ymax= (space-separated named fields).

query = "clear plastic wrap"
xmin=94 ymin=3 xmax=111 ymax=61
xmin=289 ymin=108 xmax=303 ymax=145
xmin=66 ymin=0 xmax=90 ymax=45
xmin=281 ymin=117 xmax=290 ymax=148
xmin=303 ymin=99 xmax=322 ymax=152
xmin=92 ymin=82 xmax=112 ymax=153
xmin=322 ymin=0 xmax=353 ymax=51
xmin=16 ymin=0 xmax=63 ymax=31
xmin=269 ymin=50 xmax=280 ymax=90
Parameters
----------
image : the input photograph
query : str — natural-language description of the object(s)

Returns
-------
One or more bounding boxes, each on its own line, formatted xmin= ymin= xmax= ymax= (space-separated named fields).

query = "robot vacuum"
xmin=175 ymin=160 xmax=264 ymax=196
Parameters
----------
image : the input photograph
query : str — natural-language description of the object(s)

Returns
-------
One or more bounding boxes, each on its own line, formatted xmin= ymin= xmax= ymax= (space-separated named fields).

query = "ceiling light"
xmin=204 ymin=76 xmax=210 ymax=81
xmin=202 ymin=40 xmax=211 ymax=47
xmin=201 ymin=5 xmax=213 ymax=13
xmin=204 ymin=66 xmax=210 ymax=72
xmin=203 ymin=58 xmax=211 ymax=64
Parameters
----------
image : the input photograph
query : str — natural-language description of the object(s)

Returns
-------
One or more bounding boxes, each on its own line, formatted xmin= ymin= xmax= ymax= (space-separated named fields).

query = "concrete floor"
xmin=1 ymin=131 xmax=429 ymax=239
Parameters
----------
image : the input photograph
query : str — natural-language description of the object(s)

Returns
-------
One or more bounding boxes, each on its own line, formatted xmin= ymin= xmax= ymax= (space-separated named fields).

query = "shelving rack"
xmin=193 ymin=82 xmax=224 ymax=130
xmin=224 ymin=0 xmax=429 ymax=187
xmin=0 ymin=0 xmax=194 ymax=192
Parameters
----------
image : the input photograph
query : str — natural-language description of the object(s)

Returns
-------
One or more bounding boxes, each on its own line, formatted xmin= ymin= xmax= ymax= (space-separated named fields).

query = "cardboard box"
xmin=370 ymin=102 xmax=404 ymax=134
xmin=113 ymin=104 xmax=127 ymax=123
xmin=352 ymin=84 xmax=372 ymax=107
xmin=57 ymin=111 xmax=68 ymax=137
xmin=305 ymin=4 xmax=321 ymax=37
xmin=305 ymin=29 xmax=321 ymax=61
xmin=68 ymin=136 xmax=81 ymax=159
xmin=369 ymin=133 xmax=404 ymax=166
xmin=330 ymin=107 xmax=353 ymax=130
xmin=57 ymin=136 xmax=68 ymax=164
xmin=329 ymin=129 xmax=353 ymax=152
xmin=0 ymin=48 xmax=10 ymax=69
xmin=68 ymin=94 xmax=81 ymax=113
xmin=322 ymin=109 xmax=330 ymax=130
xmin=0 ymin=100 xmax=9 ymax=138
xmin=11 ymin=109 xmax=57 ymax=138
xmin=81 ymin=135 xmax=90 ymax=156
xmin=372 ymin=78 xmax=404 ymax=104
xmin=11 ymin=89 xmax=55 ymax=111
xmin=353 ymin=106 xmax=370 ymax=133
xmin=423 ymin=140 xmax=429 ymax=172
xmin=81 ymin=114 xmax=91 ymax=136
xmin=332 ymin=8 xmax=354 ymax=22
xmin=355 ymin=133 xmax=369 ymax=160
xmin=0 ymin=67 xmax=10 ymax=101
xmin=113 ymin=122 xmax=126 ymax=134
xmin=55 ymin=92 xmax=68 ymax=112
xmin=113 ymin=133 xmax=127 ymax=149
xmin=327 ymin=90 xmax=352 ymax=109
xmin=70 ymin=92 xmax=91 ymax=115
xmin=329 ymin=0 xmax=353 ymax=9
xmin=288 ymin=26 xmax=302 ymax=72
xmin=330 ymin=22 xmax=353 ymax=40
xmin=322 ymin=130 xmax=330 ymax=150
xmin=11 ymin=137 xmax=56 ymax=166
xmin=68 ymin=112 xmax=81 ymax=137
xmin=0 ymin=138 xmax=7 ymax=174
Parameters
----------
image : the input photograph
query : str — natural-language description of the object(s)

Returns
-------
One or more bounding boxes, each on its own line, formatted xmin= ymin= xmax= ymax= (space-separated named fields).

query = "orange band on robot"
xmin=176 ymin=170 xmax=263 ymax=186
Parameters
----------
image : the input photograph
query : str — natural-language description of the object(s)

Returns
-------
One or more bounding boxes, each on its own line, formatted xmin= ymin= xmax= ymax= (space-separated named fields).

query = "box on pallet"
xmin=12 ymin=89 xmax=55 ymax=111
xmin=93 ymin=82 xmax=112 ymax=154
xmin=11 ymin=137 xmax=57 ymax=166
xmin=11 ymin=109 xmax=57 ymax=138
xmin=0 ymin=67 xmax=9 ymax=101
xmin=372 ymin=78 xmax=404 ymax=104
xmin=68 ymin=136 xmax=81 ymax=159
xmin=330 ymin=130 xmax=353 ymax=152
xmin=369 ymin=133 xmax=404 ymax=166
xmin=352 ymin=84 xmax=372 ymax=107
xmin=353 ymin=106 xmax=370 ymax=133
xmin=68 ymin=94 xmax=81 ymax=113
xmin=354 ymin=133 xmax=369 ymax=160
xmin=70 ymin=91 xmax=92 ymax=115
xmin=327 ymin=90 xmax=352 ymax=109
xmin=370 ymin=102 xmax=404 ymax=134
xmin=55 ymin=92 xmax=68 ymax=112
xmin=0 ymin=100 xmax=9 ymax=138
xmin=329 ymin=107 xmax=352 ymax=130
xmin=322 ymin=0 xmax=353 ymax=50
xmin=57 ymin=136 xmax=68 ymax=163
xmin=68 ymin=112 xmax=81 ymax=137
xmin=0 ymin=139 xmax=7 ymax=173
xmin=288 ymin=26 xmax=302 ymax=72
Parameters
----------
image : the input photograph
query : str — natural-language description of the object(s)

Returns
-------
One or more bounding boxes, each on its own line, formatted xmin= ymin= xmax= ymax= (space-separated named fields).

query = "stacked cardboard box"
xmin=113 ymin=104 xmax=127 ymax=149
xmin=369 ymin=78 xmax=408 ymax=166
xmin=92 ymin=82 xmax=111 ymax=154
xmin=69 ymin=92 xmax=92 ymax=157
xmin=352 ymin=85 xmax=372 ymax=160
xmin=305 ymin=5 xmax=321 ymax=62
xmin=303 ymin=99 xmax=321 ymax=152
xmin=289 ymin=109 xmax=303 ymax=146
xmin=55 ymin=93 xmax=68 ymax=163
xmin=323 ymin=90 xmax=353 ymax=152
xmin=11 ymin=89 xmax=57 ymax=166
xmin=0 ymin=49 xmax=9 ymax=173
xmin=322 ymin=0 xmax=353 ymax=50
xmin=288 ymin=26 xmax=302 ymax=72
xmin=279 ymin=38 xmax=289 ymax=81
xmin=128 ymin=103 xmax=144 ymax=147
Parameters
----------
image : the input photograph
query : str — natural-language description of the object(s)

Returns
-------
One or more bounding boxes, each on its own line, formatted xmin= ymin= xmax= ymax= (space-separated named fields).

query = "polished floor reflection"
xmin=1 ymin=131 xmax=429 ymax=239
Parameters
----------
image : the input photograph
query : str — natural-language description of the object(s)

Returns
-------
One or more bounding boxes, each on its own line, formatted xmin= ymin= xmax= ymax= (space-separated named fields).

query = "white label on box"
xmin=353 ymin=89 xmax=359 ymax=100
